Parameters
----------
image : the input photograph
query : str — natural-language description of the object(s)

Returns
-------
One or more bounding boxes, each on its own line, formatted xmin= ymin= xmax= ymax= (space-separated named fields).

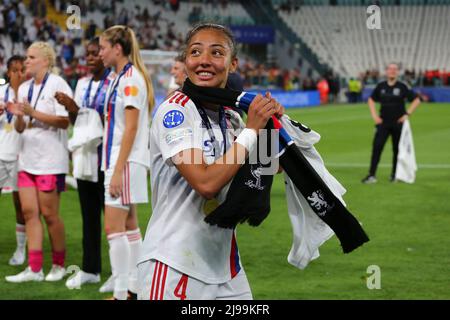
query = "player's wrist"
xmin=235 ymin=128 xmax=258 ymax=154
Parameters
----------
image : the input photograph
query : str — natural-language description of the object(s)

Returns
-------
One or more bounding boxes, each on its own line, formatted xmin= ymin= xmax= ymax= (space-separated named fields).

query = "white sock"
xmin=108 ymin=233 xmax=130 ymax=300
xmin=16 ymin=224 xmax=26 ymax=250
xmin=126 ymin=228 xmax=142 ymax=294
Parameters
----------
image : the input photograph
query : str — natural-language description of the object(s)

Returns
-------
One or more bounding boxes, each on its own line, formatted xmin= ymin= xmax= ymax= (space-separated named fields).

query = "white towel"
xmin=280 ymin=115 xmax=347 ymax=269
xmin=395 ymin=119 xmax=417 ymax=184
xmin=68 ymin=108 xmax=103 ymax=182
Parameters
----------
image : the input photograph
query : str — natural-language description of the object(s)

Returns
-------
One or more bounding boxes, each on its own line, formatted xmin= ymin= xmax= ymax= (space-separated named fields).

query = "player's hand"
xmin=55 ymin=92 xmax=78 ymax=113
xmin=109 ymin=171 xmax=123 ymax=198
xmin=265 ymin=92 xmax=285 ymax=118
xmin=374 ymin=116 xmax=383 ymax=125
xmin=7 ymin=101 xmax=24 ymax=116
xmin=19 ymin=99 xmax=34 ymax=116
xmin=398 ymin=114 xmax=408 ymax=123
xmin=0 ymin=102 xmax=5 ymax=116
xmin=246 ymin=94 xmax=277 ymax=133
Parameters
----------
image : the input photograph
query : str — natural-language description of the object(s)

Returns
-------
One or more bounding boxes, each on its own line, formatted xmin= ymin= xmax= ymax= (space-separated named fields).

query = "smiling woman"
xmin=96 ymin=25 xmax=153 ymax=301
xmin=183 ymin=24 xmax=238 ymax=88
xmin=5 ymin=42 xmax=73 ymax=284
xmin=137 ymin=23 xmax=284 ymax=300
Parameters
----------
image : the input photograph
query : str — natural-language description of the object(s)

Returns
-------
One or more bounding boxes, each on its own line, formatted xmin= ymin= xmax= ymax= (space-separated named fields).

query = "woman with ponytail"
xmin=5 ymin=42 xmax=73 ymax=283
xmin=98 ymin=25 xmax=153 ymax=300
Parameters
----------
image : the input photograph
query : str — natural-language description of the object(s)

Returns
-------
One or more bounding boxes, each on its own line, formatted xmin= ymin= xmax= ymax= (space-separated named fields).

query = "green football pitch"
xmin=0 ymin=102 xmax=449 ymax=300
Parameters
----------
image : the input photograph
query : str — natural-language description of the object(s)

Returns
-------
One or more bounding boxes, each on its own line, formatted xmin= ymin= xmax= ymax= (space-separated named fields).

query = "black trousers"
xmin=369 ymin=122 xmax=403 ymax=177
xmin=76 ymin=171 xmax=104 ymax=274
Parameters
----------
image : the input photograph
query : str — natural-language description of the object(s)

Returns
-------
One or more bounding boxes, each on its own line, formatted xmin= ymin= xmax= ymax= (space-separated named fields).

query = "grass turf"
xmin=0 ymin=102 xmax=449 ymax=299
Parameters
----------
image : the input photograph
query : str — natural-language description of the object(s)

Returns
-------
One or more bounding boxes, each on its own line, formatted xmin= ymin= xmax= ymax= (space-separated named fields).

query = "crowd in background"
xmin=361 ymin=68 xmax=450 ymax=87
xmin=1 ymin=0 xmax=450 ymax=96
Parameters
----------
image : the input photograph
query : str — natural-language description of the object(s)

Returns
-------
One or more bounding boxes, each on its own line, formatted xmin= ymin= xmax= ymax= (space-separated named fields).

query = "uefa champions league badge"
xmin=163 ymin=110 xmax=185 ymax=128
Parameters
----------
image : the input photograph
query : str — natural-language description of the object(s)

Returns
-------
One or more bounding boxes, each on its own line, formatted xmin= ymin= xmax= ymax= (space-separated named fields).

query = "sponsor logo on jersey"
xmin=165 ymin=128 xmax=193 ymax=145
xmin=124 ymin=85 xmax=139 ymax=97
xmin=163 ymin=110 xmax=184 ymax=128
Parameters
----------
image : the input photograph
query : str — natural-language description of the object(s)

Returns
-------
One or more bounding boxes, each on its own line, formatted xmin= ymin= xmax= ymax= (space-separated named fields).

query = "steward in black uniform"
xmin=362 ymin=63 xmax=421 ymax=183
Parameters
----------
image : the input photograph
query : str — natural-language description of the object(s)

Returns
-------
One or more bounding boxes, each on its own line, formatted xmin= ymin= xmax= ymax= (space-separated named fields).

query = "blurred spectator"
xmin=61 ymin=38 xmax=75 ymax=64
xmin=347 ymin=77 xmax=362 ymax=103
xmin=169 ymin=0 xmax=180 ymax=12
xmin=85 ymin=20 xmax=97 ymax=40
xmin=302 ymin=77 xmax=316 ymax=91
xmin=326 ymin=71 xmax=340 ymax=103
xmin=0 ymin=6 xmax=5 ymax=35
xmin=317 ymin=76 xmax=329 ymax=104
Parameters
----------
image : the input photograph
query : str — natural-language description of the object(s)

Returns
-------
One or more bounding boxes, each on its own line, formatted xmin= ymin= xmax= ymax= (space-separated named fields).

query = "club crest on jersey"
xmin=393 ymin=88 xmax=400 ymax=96
xmin=163 ymin=110 xmax=184 ymax=128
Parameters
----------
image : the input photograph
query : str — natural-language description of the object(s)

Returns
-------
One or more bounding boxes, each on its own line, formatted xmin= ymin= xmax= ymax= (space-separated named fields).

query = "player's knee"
xmin=42 ymin=212 xmax=61 ymax=226
xmin=22 ymin=207 xmax=38 ymax=221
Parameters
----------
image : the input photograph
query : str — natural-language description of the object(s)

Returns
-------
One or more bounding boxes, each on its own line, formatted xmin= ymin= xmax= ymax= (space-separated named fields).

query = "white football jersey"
xmin=73 ymin=71 xmax=116 ymax=115
xmin=0 ymin=84 xmax=21 ymax=162
xmin=140 ymin=91 xmax=245 ymax=284
xmin=102 ymin=65 xmax=150 ymax=170
xmin=17 ymin=73 xmax=72 ymax=175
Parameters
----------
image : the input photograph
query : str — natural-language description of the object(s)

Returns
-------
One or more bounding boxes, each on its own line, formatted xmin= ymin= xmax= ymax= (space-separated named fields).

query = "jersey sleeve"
xmin=120 ymin=75 xmax=146 ymax=111
xmin=404 ymin=84 xmax=419 ymax=102
xmin=55 ymin=78 xmax=72 ymax=117
xmin=370 ymin=84 xmax=381 ymax=102
xmin=153 ymin=100 xmax=203 ymax=163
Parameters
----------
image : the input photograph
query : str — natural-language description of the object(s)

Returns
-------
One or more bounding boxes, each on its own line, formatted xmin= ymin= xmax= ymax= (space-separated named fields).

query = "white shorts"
xmin=0 ymin=159 xmax=18 ymax=191
xmin=104 ymin=161 xmax=148 ymax=210
xmin=137 ymin=259 xmax=253 ymax=300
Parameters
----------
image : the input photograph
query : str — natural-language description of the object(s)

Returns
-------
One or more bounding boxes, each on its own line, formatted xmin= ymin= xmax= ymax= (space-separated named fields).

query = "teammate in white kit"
xmin=0 ymin=55 xmax=27 ymax=266
xmin=138 ymin=23 xmax=283 ymax=300
xmin=99 ymin=25 xmax=154 ymax=300
xmin=5 ymin=42 xmax=72 ymax=283
xmin=55 ymin=37 xmax=116 ymax=289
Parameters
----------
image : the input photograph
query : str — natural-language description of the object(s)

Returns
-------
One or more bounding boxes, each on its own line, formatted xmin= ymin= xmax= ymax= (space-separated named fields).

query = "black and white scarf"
xmin=182 ymin=79 xmax=369 ymax=253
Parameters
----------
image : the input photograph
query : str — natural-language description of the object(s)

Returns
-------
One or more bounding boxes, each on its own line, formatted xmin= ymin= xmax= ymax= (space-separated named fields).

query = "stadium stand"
xmin=1 ymin=0 xmax=449 ymax=95
xmin=277 ymin=3 xmax=450 ymax=78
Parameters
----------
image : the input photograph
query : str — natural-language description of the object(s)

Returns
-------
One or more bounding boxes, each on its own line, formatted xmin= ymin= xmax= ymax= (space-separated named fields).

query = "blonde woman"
xmin=98 ymin=25 xmax=154 ymax=300
xmin=5 ymin=42 xmax=72 ymax=283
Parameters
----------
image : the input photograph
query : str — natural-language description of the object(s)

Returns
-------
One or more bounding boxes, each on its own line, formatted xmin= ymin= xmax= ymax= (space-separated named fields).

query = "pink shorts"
xmin=17 ymin=171 xmax=66 ymax=193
